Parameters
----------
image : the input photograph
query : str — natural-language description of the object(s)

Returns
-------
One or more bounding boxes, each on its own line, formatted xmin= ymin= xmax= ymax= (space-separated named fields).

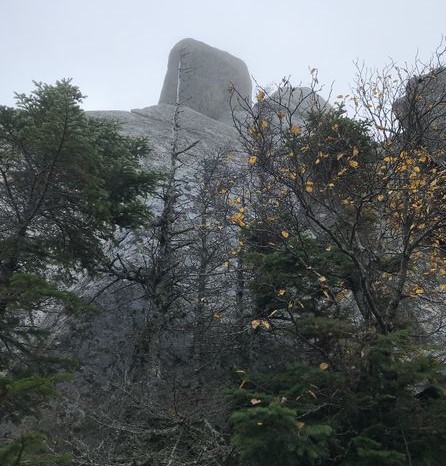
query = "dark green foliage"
xmin=230 ymin=231 xmax=446 ymax=465
xmin=232 ymin=402 xmax=332 ymax=466
xmin=0 ymin=80 xmax=157 ymax=273
xmin=0 ymin=432 xmax=71 ymax=465
xmin=0 ymin=80 xmax=158 ymax=464
xmin=0 ymin=78 xmax=157 ymax=352
xmin=231 ymin=333 xmax=446 ymax=465
xmin=230 ymin=74 xmax=446 ymax=465
xmin=243 ymin=227 xmax=343 ymax=285
xmin=299 ymin=108 xmax=377 ymax=186
xmin=0 ymin=371 xmax=71 ymax=423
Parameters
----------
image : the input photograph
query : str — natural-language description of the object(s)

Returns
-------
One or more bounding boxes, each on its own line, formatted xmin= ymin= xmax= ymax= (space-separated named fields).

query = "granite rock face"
xmin=393 ymin=67 xmax=446 ymax=162
xmin=270 ymin=86 xmax=329 ymax=119
xmin=76 ymin=40 xmax=333 ymax=381
xmin=158 ymin=38 xmax=252 ymax=124
xmin=53 ymin=40 xmax=333 ymax=461
xmin=254 ymin=85 xmax=330 ymax=126
xmin=88 ymin=104 xmax=238 ymax=171
xmin=77 ymin=41 xmax=250 ymax=383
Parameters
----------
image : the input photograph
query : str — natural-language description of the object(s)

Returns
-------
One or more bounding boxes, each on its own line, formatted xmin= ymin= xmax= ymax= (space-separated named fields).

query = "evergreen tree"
xmin=230 ymin=235 xmax=446 ymax=465
xmin=0 ymin=79 xmax=158 ymax=464
xmin=228 ymin=75 xmax=446 ymax=464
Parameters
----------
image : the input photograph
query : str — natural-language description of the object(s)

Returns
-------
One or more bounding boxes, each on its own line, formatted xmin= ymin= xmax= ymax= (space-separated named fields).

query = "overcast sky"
xmin=1 ymin=0 xmax=445 ymax=111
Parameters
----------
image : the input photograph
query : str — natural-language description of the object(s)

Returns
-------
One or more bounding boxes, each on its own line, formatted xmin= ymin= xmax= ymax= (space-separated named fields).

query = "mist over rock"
xmin=158 ymin=38 xmax=252 ymax=124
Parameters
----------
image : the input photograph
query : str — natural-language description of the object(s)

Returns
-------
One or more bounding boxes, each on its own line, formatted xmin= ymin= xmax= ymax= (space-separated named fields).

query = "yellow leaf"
xmin=256 ymin=90 xmax=265 ymax=101
xmin=277 ymin=110 xmax=285 ymax=119
xmin=318 ymin=276 xmax=328 ymax=287
xmin=229 ymin=212 xmax=246 ymax=228
xmin=251 ymin=319 xmax=271 ymax=330
xmin=308 ymin=389 xmax=317 ymax=399
xmin=348 ymin=160 xmax=359 ymax=169
xmin=415 ymin=287 xmax=425 ymax=294
xmin=250 ymin=398 xmax=262 ymax=405
xmin=248 ymin=155 xmax=257 ymax=165
xmin=352 ymin=146 xmax=360 ymax=157
xmin=223 ymin=261 xmax=229 ymax=269
xmin=247 ymin=126 xmax=257 ymax=136
xmin=277 ymin=288 xmax=286 ymax=296
xmin=290 ymin=125 xmax=301 ymax=136
xmin=281 ymin=230 xmax=289 ymax=239
xmin=383 ymin=156 xmax=392 ymax=163
xmin=251 ymin=319 xmax=261 ymax=330
xmin=305 ymin=181 xmax=314 ymax=193
xmin=319 ymin=362 xmax=329 ymax=370
xmin=332 ymin=123 xmax=339 ymax=132
xmin=261 ymin=119 xmax=269 ymax=129
xmin=260 ymin=320 xmax=271 ymax=330
xmin=377 ymin=194 xmax=385 ymax=202
xmin=335 ymin=289 xmax=348 ymax=302
xmin=212 ymin=312 xmax=222 ymax=320
xmin=296 ymin=421 xmax=305 ymax=429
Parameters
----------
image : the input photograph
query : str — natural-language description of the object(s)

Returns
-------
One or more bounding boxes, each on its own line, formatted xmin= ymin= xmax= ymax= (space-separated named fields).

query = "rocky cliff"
xmin=51 ymin=38 xmax=329 ymax=465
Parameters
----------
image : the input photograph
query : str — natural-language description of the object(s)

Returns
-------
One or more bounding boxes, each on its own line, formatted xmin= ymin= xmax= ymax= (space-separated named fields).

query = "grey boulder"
xmin=158 ymin=38 xmax=252 ymax=125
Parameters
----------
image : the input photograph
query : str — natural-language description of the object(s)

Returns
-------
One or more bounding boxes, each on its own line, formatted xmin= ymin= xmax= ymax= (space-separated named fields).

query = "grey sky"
xmin=1 ymin=0 xmax=445 ymax=111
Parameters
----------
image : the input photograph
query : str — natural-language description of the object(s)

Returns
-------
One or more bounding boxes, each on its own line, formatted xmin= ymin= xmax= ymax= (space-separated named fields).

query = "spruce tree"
xmin=0 ymin=80 xmax=158 ymax=464
xmin=228 ymin=79 xmax=446 ymax=464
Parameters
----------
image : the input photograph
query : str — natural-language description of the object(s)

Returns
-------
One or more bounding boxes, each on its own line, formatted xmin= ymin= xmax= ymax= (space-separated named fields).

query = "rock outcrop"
xmin=88 ymin=104 xmax=239 ymax=171
xmin=393 ymin=67 xmax=446 ymax=162
xmin=158 ymin=38 xmax=252 ymax=124
xmin=64 ymin=35 xmax=333 ymax=405
xmin=51 ymin=38 xmax=331 ymax=465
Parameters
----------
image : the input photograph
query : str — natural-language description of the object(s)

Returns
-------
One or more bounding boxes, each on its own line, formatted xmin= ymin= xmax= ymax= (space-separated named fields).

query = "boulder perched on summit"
xmin=254 ymin=85 xmax=330 ymax=126
xmin=158 ymin=38 xmax=252 ymax=124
